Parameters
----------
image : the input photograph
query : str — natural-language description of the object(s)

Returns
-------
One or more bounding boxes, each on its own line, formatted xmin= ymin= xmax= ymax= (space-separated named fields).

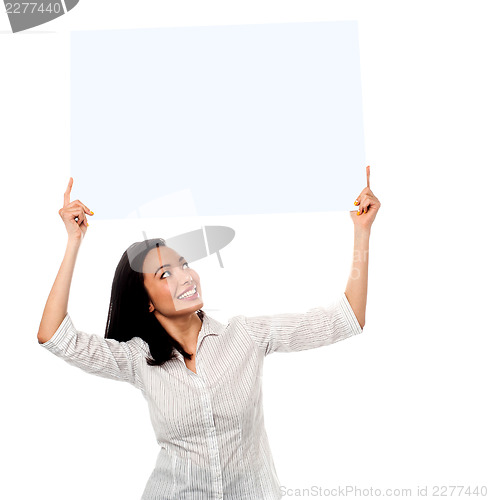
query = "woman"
xmin=38 ymin=168 xmax=381 ymax=500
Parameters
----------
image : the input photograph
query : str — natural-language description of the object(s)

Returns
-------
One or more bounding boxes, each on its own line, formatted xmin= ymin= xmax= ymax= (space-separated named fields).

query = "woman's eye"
xmin=160 ymin=263 xmax=188 ymax=279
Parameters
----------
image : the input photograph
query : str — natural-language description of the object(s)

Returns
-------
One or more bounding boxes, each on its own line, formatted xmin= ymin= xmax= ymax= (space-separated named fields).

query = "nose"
xmin=176 ymin=267 xmax=192 ymax=284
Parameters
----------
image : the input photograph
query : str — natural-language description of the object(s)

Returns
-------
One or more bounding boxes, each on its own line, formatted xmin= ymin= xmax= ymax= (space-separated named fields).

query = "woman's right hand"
xmin=58 ymin=177 xmax=94 ymax=241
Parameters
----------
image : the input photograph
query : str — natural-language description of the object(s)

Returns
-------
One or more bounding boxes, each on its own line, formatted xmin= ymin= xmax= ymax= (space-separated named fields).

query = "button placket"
xmin=193 ymin=374 xmax=223 ymax=500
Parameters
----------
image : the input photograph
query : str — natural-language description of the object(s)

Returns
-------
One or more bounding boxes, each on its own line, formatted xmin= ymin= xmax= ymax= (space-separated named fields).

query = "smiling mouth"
xmin=177 ymin=285 xmax=198 ymax=300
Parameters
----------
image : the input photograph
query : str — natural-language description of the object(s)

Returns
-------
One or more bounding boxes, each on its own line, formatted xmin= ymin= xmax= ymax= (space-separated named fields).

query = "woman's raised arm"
xmin=345 ymin=165 xmax=381 ymax=329
xmin=37 ymin=177 xmax=93 ymax=344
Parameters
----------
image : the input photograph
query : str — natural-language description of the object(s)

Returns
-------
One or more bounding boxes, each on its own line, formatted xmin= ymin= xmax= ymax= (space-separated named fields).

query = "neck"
xmin=154 ymin=311 xmax=203 ymax=353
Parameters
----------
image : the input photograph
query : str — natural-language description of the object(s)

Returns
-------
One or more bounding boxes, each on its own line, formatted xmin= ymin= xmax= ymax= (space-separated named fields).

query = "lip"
xmin=177 ymin=285 xmax=198 ymax=300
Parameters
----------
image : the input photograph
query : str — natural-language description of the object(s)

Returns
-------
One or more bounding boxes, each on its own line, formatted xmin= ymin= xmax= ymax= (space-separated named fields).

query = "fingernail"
xmin=354 ymin=201 xmax=359 ymax=206
xmin=357 ymin=210 xmax=361 ymax=215
xmin=90 ymin=211 xmax=94 ymax=215
xmin=87 ymin=223 xmax=89 ymax=227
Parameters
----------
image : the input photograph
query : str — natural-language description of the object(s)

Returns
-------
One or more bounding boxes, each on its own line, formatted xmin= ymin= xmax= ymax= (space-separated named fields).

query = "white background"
xmin=1 ymin=1 xmax=488 ymax=499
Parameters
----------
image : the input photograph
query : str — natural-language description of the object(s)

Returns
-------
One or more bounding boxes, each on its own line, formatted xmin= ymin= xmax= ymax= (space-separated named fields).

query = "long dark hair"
xmin=104 ymin=238 xmax=205 ymax=367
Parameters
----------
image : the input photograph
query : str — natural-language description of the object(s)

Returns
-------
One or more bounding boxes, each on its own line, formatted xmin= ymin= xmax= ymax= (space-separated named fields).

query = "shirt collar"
xmin=172 ymin=313 xmax=225 ymax=360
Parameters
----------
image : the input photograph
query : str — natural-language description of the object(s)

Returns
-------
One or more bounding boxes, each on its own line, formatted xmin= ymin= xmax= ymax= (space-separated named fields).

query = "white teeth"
xmin=178 ymin=286 xmax=196 ymax=299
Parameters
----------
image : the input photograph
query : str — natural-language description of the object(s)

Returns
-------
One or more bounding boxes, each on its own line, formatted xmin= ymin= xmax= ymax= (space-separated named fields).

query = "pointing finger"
xmin=366 ymin=165 xmax=371 ymax=189
xmin=64 ymin=177 xmax=73 ymax=207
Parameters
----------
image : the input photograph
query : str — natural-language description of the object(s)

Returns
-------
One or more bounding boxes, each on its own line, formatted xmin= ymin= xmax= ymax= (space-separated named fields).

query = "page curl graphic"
xmin=5 ymin=0 xmax=79 ymax=33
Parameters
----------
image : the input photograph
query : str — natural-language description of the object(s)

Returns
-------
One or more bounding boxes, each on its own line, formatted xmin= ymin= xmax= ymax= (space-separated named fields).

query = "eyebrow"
xmin=154 ymin=256 xmax=185 ymax=276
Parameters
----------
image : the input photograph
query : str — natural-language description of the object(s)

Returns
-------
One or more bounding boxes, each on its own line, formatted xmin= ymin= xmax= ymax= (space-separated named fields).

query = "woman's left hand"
xmin=350 ymin=165 xmax=381 ymax=231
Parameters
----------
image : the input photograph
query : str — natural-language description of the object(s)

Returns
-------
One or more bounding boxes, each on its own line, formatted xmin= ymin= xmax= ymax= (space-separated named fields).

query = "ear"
xmin=148 ymin=301 xmax=155 ymax=313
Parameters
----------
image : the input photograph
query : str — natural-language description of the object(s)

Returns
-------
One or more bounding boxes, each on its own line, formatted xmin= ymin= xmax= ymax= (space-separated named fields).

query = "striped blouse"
xmin=39 ymin=292 xmax=363 ymax=500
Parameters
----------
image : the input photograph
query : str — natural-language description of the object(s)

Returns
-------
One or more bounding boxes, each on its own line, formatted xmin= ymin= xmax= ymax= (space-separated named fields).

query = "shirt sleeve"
xmin=38 ymin=312 xmax=146 ymax=389
xmin=241 ymin=292 xmax=363 ymax=356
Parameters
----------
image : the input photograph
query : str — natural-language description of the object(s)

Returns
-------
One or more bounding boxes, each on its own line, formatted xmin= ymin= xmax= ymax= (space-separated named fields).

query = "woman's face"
xmin=142 ymin=245 xmax=204 ymax=317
